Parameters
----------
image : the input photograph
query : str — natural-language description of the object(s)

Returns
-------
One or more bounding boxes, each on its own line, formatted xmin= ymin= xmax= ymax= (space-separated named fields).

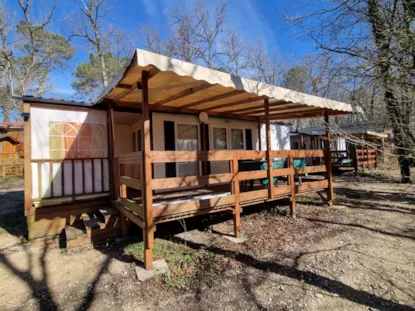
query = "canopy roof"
xmin=96 ymin=49 xmax=362 ymax=121
xmin=294 ymin=123 xmax=389 ymax=138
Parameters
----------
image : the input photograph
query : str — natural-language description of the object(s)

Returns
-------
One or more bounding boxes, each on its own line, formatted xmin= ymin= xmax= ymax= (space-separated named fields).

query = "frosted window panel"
xmin=213 ymin=128 xmax=227 ymax=150
xmin=231 ymin=129 xmax=244 ymax=150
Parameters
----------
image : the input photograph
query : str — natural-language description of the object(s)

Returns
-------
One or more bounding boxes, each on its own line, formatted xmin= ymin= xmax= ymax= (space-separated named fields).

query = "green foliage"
xmin=123 ymin=238 xmax=228 ymax=289
xmin=71 ymin=53 xmax=127 ymax=101
xmin=282 ymin=66 xmax=308 ymax=93
xmin=13 ymin=20 xmax=74 ymax=95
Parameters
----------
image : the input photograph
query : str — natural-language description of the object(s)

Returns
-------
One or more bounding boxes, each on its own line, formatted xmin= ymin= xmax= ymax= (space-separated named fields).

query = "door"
xmin=176 ymin=124 xmax=200 ymax=176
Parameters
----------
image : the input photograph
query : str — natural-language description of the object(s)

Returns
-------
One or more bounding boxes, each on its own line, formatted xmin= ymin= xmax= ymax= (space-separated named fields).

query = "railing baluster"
xmin=49 ymin=160 xmax=54 ymax=197
xmin=101 ymin=158 xmax=104 ymax=192
xmin=72 ymin=159 xmax=75 ymax=201
xmin=288 ymin=152 xmax=296 ymax=217
xmin=38 ymin=161 xmax=42 ymax=199
xmin=92 ymin=159 xmax=95 ymax=193
xmin=82 ymin=159 xmax=85 ymax=194
xmin=62 ymin=160 xmax=65 ymax=196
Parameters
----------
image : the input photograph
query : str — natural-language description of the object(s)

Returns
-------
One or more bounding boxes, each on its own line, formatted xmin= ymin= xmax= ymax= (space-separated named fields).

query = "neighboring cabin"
xmin=0 ymin=122 xmax=24 ymax=177
xmin=290 ymin=123 xmax=392 ymax=169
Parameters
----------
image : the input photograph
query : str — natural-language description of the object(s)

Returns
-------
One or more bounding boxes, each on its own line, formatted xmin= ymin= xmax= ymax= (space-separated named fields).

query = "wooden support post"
xmin=300 ymin=134 xmax=304 ymax=150
xmin=23 ymin=103 xmax=32 ymax=216
xmin=288 ymin=152 xmax=296 ymax=217
xmin=232 ymin=154 xmax=241 ymax=238
xmin=108 ymin=103 xmax=116 ymax=198
xmin=324 ymin=111 xmax=333 ymax=208
xmin=201 ymin=123 xmax=208 ymax=175
xmin=264 ymin=99 xmax=274 ymax=199
xmin=141 ymin=70 xmax=154 ymax=270
xmin=257 ymin=118 xmax=262 ymax=150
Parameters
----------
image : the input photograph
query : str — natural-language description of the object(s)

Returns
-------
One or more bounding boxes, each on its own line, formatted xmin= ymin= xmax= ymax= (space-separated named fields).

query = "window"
xmin=231 ymin=128 xmax=244 ymax=150
xmin=213 ymin=127 xmax=227 ymax=150
xmin=177 ymin=124 xmax=199 ymax=176
xmin=177 ymin=124 xmax=198 ymax=151
xmin=48 ymin=121 xmax=106 ymax=159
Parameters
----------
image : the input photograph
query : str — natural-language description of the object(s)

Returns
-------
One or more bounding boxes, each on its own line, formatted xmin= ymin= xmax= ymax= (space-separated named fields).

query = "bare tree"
xmin=72 ymin=0 xmax=131 ymax=88
xmin=221 ymin=29 xmax=248 ymax=76
xmin=71 ymin=0 xmax=131 ymax=100
xmin=246 ymin=41 xmax=285 ymax=85
xmin=286 ymin=0 xmax=415 ymax=182
xmin=141 ymin=0 xmax=227 ymax=68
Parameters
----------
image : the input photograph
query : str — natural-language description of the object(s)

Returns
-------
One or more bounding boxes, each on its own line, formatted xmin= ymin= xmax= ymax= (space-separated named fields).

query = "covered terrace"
xmin=96 ymin=49 xmax=361 ymax=270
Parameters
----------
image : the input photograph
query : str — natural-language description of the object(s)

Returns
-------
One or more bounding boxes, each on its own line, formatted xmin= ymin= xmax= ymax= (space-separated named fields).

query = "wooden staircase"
xmin=64 ymin=205 xmax=122 ymax=248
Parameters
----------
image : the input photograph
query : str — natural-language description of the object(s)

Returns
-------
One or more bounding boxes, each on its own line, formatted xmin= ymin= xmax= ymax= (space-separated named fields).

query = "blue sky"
xmin=6 ymin=0 xmax=316 ymax=105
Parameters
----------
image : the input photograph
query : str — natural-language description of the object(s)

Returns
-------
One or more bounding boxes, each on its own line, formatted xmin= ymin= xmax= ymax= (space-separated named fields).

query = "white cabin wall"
xmin=114 ymin=124 xmax=132 ymax=157
xmin=259 ymin=123 xmax=291 ymax=151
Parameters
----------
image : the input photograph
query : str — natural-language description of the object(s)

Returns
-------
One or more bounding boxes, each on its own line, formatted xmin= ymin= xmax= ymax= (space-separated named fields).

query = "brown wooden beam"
xmin=112 ymin=83 xmax=138 ymax=102
xmin=117 ymin=83 xmax=132 ymax=89
xmin=264 ymin=109 xmax=325 ymax=121
xmin=250 ymin=105 xmax=319 ymax=117
xmin=152 ymin=83 xmax=212 ymax=109
xmin=141 ymin=70 xmax=154 ymax=270
xmin=180 ymin=89 xmax=245 ymax=109
xmin=23 ymin=103 xmax=32 ymax=216
xmin=111 ymin=71 xmax=159 ymax=102
xmin=108 ymin=102 xmax=115 ymax=198
xmin=264 ymin=99 xmax=274 ymax=200
xmin=147 ymin=103 xmax=257 ymax=121
xmin=257 ymin=118 xmax=262 ymax=150
xmin=232 ymin=154 xmax=241 ymax=238
xmin=204 ymin=95 xmax=268 ymax=112
xmin=237 ymin=102 xmax=299 ymax=116
xmin=324 ymin=111 xmax=334 ymax=208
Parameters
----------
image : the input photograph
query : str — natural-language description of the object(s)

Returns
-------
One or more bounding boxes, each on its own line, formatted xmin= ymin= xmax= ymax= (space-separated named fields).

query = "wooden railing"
xmin=116 ymin=149 xmax=329 ymax=225
xmin=147 ymin=149 xmax=327 ymax=221
xmin=115 ymin=152 xmax=142 ymax=216
xmin=31 ymin=157 xmax=108 ymax=201
xmin=357 ymin=148 xmax=377 ymax=169
xmin=0 ymin=164 xmax=24 ymax=177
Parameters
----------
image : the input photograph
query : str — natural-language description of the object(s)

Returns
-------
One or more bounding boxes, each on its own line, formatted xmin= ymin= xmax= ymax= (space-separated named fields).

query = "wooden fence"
xmin=357 ymin=148 xmax=377 ymax=169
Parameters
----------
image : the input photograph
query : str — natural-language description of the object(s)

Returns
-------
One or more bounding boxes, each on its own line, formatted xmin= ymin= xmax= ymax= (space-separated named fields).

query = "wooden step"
xmin=98 ymin=206 xmax=119 ymax=225
xmin=82 ymin=213 xmax=106 ymax=230
xmin=65 ymin=225 xmax=91 ymax=248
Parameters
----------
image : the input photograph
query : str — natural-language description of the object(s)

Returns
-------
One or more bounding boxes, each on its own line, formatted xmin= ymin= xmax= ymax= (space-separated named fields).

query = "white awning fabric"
xmin=96 ymin=49 xmax=362 ymax=121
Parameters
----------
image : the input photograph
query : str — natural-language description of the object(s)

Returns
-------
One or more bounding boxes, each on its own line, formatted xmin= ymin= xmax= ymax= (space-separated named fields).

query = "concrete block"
xmin=223 ymin=233 xmax=249 ymax=244
xmin=135 ymin=259 xmax=170 ymax=282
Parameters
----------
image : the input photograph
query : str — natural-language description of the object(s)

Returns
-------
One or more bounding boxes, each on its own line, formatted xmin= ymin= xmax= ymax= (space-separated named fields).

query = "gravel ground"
xmin=0 ymin=173 xmax=414 ymax=311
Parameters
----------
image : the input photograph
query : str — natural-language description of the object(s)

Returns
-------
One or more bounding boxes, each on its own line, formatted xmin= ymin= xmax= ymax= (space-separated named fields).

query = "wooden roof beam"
xmin=247 ymin=105 xmax=318 ymax=117
xmin=112 ymin=83 xmax=138 ymax=102
xmin=148 ymin=102 xmax=257 ymax=121
xmin=151 ymin=83 xmax=212 ymax=109
xmin=180 ymin=89 xmax=245 ymax=109
xmin=238 ymin=103 xmax=303 ymax=116
xmin=203 ymin=95 xmax=268 ymax=112
xmin=111 ymin=70 xmax=159 ymax=102
xmin=262 ymin=109 xmax=326 ymax=121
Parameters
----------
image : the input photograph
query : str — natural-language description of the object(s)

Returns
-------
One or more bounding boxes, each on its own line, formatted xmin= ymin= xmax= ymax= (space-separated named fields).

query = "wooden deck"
xmin=114 ymin=149 xmax=329 ymax=226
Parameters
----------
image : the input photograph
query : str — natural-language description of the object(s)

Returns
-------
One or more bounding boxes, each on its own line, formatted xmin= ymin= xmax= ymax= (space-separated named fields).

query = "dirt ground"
xmin=0 ymin=171 xmax=415 ymax=311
